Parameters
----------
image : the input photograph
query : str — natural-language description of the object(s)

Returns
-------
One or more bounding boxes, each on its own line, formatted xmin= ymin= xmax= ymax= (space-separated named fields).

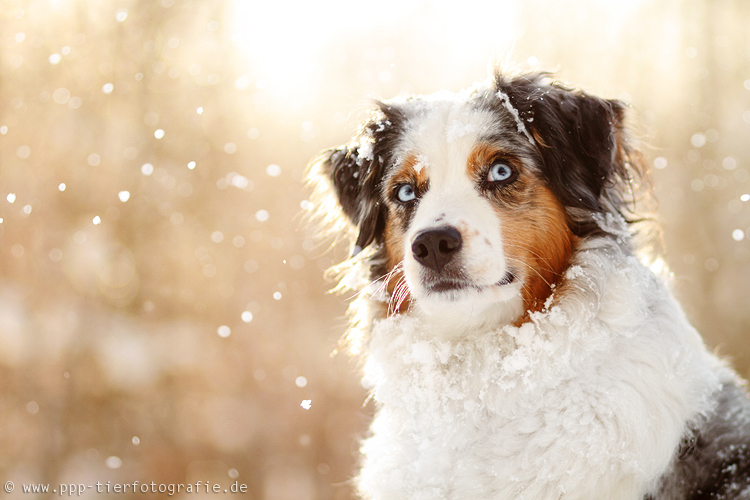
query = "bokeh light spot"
xmin=53 ymin=88 xmax=70 ymax=104
xmin=266 ymin=164 xmax=281 ymax=177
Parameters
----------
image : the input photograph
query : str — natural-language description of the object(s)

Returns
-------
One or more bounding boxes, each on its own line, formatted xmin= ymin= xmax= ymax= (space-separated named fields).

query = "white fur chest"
xmin=356 ymin=241 xmax=723 ymax=500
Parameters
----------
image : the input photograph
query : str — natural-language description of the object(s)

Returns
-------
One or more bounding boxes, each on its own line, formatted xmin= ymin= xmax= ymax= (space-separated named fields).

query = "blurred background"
xmin=0 ymin=0 xmax=749 ymax=498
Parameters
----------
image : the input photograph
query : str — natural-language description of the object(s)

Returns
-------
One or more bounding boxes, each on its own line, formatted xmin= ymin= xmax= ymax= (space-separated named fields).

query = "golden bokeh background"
xmin=1 ymin=0 xmax=749 ymax=498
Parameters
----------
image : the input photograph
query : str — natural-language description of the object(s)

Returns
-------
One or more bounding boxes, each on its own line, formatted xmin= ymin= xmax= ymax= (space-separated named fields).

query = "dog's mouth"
xmin=425 ymin=271 xmax=515 ymax=293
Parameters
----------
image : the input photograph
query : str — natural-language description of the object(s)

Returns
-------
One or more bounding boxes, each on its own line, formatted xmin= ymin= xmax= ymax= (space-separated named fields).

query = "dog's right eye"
xmin=396 ymin=184 xmax=416 ymax=203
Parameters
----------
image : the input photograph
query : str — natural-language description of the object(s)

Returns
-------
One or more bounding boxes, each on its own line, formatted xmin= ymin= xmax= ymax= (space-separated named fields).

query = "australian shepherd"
xmin=309 ymin=70 xmax=750 ymax=499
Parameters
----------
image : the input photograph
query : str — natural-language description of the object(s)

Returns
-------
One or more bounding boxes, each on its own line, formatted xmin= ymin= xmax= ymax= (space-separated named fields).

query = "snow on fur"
xmin=357 ymin=237 xmax=725 ymax=500
xmin=446 ymin=120 xmax=478 ymax=143
xmin=413 ymin=154 xmax=430 ymax=173
xmin=496 ymin=90 xmax=535 ymax=145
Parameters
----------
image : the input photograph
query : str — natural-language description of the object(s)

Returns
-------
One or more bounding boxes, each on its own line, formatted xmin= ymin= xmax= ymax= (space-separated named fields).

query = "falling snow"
xmin=266 ymin=164 xmax=281 ymax=177
xmin=2 ymin=4 xmax=749 ymax=498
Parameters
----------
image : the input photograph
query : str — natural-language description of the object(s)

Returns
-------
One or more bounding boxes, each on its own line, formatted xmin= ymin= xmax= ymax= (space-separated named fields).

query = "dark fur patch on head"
xmin=491 ymin=72 xmax=647 ymax=237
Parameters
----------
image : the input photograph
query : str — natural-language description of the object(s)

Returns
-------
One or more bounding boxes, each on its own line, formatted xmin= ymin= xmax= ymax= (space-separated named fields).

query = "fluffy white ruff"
xmin=357 ymin=237 xmax=729 ymax=500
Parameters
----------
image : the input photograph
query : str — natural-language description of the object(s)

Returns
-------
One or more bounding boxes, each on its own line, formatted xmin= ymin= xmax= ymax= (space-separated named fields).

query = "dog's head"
xmin=311 ymin=71 xmax=645 ymax=327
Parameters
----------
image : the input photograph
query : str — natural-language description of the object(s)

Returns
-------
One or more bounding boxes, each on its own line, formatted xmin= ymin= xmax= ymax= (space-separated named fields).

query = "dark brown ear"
xmin=495 ymin=73 xmax=639 ymax=236
xmin=316 ymin=102 xmax=407 ymax=256
xmin=320 ymin=145 xmax=387 ymax=255
xmin=528 ymin=87 xmax=627 ymax=214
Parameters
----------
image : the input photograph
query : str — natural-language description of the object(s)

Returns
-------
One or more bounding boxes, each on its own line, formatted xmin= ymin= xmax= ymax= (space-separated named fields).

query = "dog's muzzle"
xmin=411 ymin=226 xmax=462 ymax=273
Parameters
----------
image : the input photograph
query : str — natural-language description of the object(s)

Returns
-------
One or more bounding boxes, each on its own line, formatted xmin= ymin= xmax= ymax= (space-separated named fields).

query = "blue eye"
xmin=396 ymin=184 xmax=416 ymax=203
xmin=487 ymin=163 xmax=515 ymax=183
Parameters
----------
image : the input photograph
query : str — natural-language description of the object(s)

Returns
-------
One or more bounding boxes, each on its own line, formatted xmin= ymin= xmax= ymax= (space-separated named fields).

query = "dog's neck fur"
xmin=356 ymin=235 xmax=726 ymax=500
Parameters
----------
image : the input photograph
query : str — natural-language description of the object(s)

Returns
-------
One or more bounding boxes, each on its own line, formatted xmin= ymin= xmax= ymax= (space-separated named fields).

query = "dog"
xmin=309 ymin=70 xmax=750 ymax=499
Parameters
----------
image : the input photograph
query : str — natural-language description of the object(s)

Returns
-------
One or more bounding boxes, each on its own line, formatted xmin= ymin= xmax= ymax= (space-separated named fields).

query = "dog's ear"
xmin=320 ymin=144 xmax=387 ymax=255
xmin=497 ymin=74 xmax=639 ymax=235
xmin=529 ymin=86 xmax=627 ymax=214
xmin=313 ymin=103 xmax=406 ymax=256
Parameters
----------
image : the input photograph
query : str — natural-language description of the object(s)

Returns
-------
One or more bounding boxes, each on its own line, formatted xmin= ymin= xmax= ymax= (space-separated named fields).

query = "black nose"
xmin=411 ymin=227 xmax=462 ymax=273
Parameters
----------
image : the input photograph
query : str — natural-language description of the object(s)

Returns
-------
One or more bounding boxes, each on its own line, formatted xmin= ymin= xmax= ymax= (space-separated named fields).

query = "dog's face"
xmin=378 ymin=100 xmax=574 ymax=324
xmin=314 ymin=73 xmax=637 ymax=327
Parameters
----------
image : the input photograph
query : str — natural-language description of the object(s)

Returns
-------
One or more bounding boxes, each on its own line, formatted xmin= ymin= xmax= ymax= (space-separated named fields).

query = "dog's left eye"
xmin=396 ymin=183 xmax=417 ymax=203
xmin=487 ymin=163 xmax=515 ymax=183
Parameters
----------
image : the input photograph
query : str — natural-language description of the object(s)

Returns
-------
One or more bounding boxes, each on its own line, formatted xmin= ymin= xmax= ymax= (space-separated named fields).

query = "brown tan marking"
xmin=381 ymin=154 xmax=431 ymax=315
xmin=467 ymin=144 xmax=506 ymax=178
xmin=382 ymin=219 xmax=410 ymax=314
xmin=467 ymin=143 xmax=575 ymax=321
xmin=402 ymin=154 xmax=430 ymax=186
xmin=498 ymin=180 xmax=575 ymax=322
